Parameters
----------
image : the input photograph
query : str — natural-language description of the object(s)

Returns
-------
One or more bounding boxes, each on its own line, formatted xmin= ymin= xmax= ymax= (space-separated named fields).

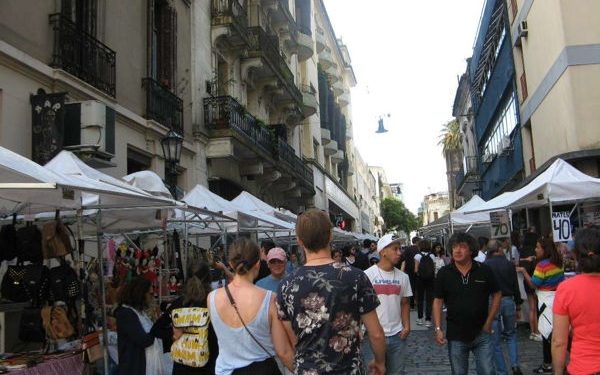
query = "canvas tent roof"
xmin=465 ymin=159 xmax=600 ymax=214
xmin=419 ymin=195 xmax=490 ymax=235
xmin=231 ymin=191 xmax=297 ymax=223
xmin=230 ymin=191 xmax=294 ymax=230
xmin=0 ymin=146 xmax=161 ymax=216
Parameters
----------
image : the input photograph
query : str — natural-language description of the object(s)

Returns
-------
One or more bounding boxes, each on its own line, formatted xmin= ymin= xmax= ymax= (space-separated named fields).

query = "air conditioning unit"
xmin=501 ymin=135 xmax=512 ymax=150
xmin=518 ymin=20 xmax=528 ymax=38
xmin=482 ymin=153 xmax=494 ymax=164
xmin=64 ymin=100 xmax=115 ymax=166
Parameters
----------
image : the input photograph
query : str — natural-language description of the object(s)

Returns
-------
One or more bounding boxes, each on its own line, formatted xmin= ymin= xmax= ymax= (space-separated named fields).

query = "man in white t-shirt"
xmin=362 ymin=234 xmax=413 ymax=375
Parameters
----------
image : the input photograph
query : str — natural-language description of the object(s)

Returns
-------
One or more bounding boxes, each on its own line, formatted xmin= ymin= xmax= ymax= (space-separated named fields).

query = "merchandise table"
xmin=6 ymin=352 xmax=84 ymax=374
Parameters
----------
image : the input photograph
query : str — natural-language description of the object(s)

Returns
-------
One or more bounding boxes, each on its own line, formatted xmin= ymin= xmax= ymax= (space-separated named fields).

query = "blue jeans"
xmin=362 ymin=333 xmax=408 ymax=375
xmin=492 ymin=297 xmax=519 ymax=374
xmin=448 ymin=331 xmax=495 ymax=375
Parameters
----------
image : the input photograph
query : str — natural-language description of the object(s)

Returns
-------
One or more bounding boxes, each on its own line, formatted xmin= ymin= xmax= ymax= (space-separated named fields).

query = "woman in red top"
xmin=552 ymin=227 xmax=600 ymax=375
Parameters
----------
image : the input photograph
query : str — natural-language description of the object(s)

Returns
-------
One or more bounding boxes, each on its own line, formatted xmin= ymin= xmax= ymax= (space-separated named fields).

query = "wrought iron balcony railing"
xmin=211 ymin=0 xmax=249 ymax=41
xmin=275 ymin=137 xmax=314 ymax=188
xmin=456 ymin=155 xmax=481 ymax=190
xmin=247 ymin=27 xmax=303 ymax=106
xmin=50 ymin=13 xmax=116 ymax=97
xmin=142 ymin=78 xmax=184 ymax=134
xmin=203 ymin=96 xmax=273 ymax=156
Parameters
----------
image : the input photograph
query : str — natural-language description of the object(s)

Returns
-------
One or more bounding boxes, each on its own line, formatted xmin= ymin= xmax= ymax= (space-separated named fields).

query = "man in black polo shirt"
xmin=432 ymin=232 xmax=501 ymax=375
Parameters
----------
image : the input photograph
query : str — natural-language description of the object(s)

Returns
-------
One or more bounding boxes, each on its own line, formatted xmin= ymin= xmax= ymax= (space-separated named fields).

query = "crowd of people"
xmin=111 ymin=209 xmax=600 ymax=375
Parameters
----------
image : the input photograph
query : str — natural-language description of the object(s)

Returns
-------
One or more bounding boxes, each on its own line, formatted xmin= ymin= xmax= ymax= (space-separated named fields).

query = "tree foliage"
xmin=438 ymin=119 xmax=462 ymax=155
xmin=381 ymin=197 xmax=420 ymax=234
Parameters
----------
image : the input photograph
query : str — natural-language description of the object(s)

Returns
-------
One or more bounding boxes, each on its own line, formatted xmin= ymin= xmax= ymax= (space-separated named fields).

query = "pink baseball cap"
xmin=267 ymin=247 xmax=287 ymax=262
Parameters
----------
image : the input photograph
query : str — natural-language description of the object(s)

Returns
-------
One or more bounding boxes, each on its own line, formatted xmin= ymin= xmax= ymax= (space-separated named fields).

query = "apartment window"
xmin=482 ymin=93 xmax=518 ymax=161
xmin=150 ymin=0 xmax=177 ymax=90
xmin=127 ymin=147 xmax=151 ymax=174
xmin=62 ymin=0 xmax=97 ymax=35
xmin=480 ymin=28 xmax=506 ymax=96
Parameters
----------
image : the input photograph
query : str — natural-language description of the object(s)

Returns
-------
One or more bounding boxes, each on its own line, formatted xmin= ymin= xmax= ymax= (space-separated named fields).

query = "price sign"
xmin=552 ymin=212 xmax=572 ymax=241
xmin=490 ymin=210 xmax=510 ymax=239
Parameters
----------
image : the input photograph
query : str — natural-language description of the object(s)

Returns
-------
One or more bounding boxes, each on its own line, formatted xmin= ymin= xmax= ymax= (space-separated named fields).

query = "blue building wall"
xmin=469 ymin=1 xmax=524 ymax=201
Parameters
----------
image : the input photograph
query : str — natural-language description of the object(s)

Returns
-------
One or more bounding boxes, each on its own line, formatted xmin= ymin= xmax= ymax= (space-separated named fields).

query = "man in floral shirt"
xmin=277 ymin=209 xmax=386 ymax=374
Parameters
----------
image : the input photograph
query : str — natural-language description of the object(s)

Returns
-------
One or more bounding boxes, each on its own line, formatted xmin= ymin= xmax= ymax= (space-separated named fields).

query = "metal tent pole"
xmin=96 ymin=209 xmax=109 ymax=375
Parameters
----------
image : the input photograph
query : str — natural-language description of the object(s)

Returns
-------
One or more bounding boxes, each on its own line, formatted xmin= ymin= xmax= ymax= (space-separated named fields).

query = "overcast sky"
xmin=323 ymin=0 xmax=485 ymax=213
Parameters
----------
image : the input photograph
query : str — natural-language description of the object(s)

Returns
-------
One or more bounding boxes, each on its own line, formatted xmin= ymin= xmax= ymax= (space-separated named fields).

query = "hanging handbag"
xmin=49 ymin=261 xmax=81 ymax=302
xmin=170 ymin=307 xmax=211 ymax=367
xmin=0 ymin=222 xmax=18 ymax=261
xmin=42 ymin=219 xmax=73 ymax=259
xmin=1 ymin=264 xmax=48 ymax=304
xmin=18 ymin=307 xmax=45 ymax=343
xmin=82 ymin=331 xmax=103 ymax=363
xmin=16 ymin=225 xmax=43 ymax=263
xmin=41 ymin=305 xmax=75 ymax=340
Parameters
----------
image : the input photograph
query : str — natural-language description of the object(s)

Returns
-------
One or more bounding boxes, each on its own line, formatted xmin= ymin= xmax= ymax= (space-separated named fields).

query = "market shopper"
xmin=519 ymin=232 xmax=542 ymax=341
xmin=277 ymin=208 xmax=386 ymax=375
xmin=115 ymin=277 xmax=166 ymax=375
xmin=362 ymin=234 xmax=412 ymax=375
xmin=154 ymin=261 xmax=218 ymax=375
xmin=485 ymin=240 xmax=523 ymax=375
xmin=517 ymin=237 xmax=564 ymax=374
xmin=208 ymin=238 xmax=293 ymax=374
xmin=414 ymin=239 xmax=436 ymax=327
xmin=552 ymin=227 xmax=600 ymax=375
xmin=433 ymin=232 xmax=501 ymax=375
xmin=256 ymin=247 xmax=288 ymax=293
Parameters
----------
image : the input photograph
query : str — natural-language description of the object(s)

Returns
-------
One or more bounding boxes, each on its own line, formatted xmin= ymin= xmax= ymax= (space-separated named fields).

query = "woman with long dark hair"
xmin=208 ymin=238 xmax=293 ymax=374
xmin=552 ymin=227 xmax=600 ymax=375
xmin=115 ymin=277 xmax=165 ymax=374
xmin=517 ymin=237 xmax=565 ymax=373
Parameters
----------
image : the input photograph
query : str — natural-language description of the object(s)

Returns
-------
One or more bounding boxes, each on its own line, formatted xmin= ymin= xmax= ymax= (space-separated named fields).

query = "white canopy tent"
xmin=465 ymin=159 xmax=600 ymax=214
xmin=231 ymin=191 xmax=297 ymax=224
xmin=420 ymin=195 xmax=490 ymax=236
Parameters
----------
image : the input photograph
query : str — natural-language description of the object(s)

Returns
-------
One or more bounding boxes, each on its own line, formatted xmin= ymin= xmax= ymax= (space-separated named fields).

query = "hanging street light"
xmin=161 ymin=130 xmax=183 ymax=197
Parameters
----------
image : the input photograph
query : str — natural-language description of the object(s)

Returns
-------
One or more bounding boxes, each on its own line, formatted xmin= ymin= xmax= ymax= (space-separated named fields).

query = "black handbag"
xmin=49 ymin=261 xmax=80 ymax=302
xmin=1 ymin=264 xmax=48 ymax=304
xmin=16 ymin=225 xmax=43 ymax=263
xmin=18 ymin=307 xmax=45 ymax=343
xmin=0 ymin=223 xmax=18 ymax=261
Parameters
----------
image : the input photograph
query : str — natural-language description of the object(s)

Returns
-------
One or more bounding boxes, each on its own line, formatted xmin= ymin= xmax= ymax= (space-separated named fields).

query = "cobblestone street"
xmin=404 ymin=311 xmax=542 ymax=374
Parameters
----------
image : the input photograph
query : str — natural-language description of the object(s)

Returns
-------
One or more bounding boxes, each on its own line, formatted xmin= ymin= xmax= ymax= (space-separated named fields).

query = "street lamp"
xmin=161 ymin=130 xmax=183 ymax=197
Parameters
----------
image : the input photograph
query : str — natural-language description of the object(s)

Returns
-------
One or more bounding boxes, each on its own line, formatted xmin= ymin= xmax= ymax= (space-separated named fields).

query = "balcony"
xmin=296 ymin=25 xmax=314 ymax=62
xmin=325 ymin=64 xmax=339 ymax=82
xmin=211 ymin=0 xmax=249 ymax=47
xmin=320 ymin=128 xmax=331 ymax=145
xmin=324 ymin=140 xmax=338 ymax=156
xmin=246 ymin=27 xmax=303 ymax=112
xmin=331 ymin=150 xmax=344 ymax=164
xmin=456 ymin=155 xmax=481 ymax=192
xmin=142 ymin=78 xmax=183 ymax=134
xmin=332 ymin=81 xmax=344 ymax=96
xmin=318 ymin=48 xmax=335 ymax=69
xmin=300 ymin=85 xmax=318 ymax=118
xmin=315 ymin=27 xmax=327 ymax=53
xmin=50 ymin=13 xmax=116 ymax=97
xmin=275 ymin=138 xmax=314 ymax=189
xmin=203 ymin=95 xmax=273 ymax=158
xmin=338 ymin=91 xmax=350 ymax=107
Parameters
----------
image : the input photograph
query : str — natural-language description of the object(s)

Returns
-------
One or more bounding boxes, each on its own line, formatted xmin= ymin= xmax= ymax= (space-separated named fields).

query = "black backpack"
xmin=417 ymin=253 xmax=435 ymax=280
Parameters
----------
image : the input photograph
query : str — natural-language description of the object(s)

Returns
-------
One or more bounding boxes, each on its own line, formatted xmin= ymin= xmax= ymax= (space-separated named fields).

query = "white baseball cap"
xmin=377 ymin=234 xmax=402 ymax=253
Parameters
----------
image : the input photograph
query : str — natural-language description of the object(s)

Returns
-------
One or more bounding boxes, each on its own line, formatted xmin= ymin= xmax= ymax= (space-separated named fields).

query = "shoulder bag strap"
xmin=223 ymin=283 xmax=274 ymax=358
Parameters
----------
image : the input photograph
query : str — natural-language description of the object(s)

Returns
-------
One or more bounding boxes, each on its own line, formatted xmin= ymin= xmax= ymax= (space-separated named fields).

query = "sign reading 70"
xmin=490 ymin=210 xmax=510 ymax=239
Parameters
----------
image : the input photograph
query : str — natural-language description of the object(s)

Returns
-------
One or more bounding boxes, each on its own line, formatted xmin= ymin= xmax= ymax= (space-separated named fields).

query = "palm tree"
xmin=438 ymin=119 xmax=462 ymax=154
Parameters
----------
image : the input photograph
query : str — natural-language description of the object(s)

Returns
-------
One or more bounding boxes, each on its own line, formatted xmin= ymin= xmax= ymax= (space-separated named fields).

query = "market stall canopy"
xmin=180 ymin=185 xmax=293 ymax=232
xmin=419 ymin=195 xmax=489 ymax=235
xmin=45 ymin=151 xmax=176 ymax=209
xmin=123 ymin=170 xmax=173 ymax=198
xmin=465 ymin=159 xmax=600 ymax=214
xmin=0 ymin=146 xmax=139 ymax=215
xmin=231 ymin=191 xmax=297 ymax=223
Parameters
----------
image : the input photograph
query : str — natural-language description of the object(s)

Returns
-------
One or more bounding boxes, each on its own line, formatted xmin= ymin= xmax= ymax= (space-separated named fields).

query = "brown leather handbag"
xmin=41 ymin=305 xmax=75 ymax=340
xmin=42 ymin=219 xmax=73 ymax=259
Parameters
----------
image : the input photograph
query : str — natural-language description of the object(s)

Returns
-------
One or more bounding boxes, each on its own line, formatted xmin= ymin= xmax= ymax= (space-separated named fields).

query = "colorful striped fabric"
xmin=531 ymin=259 xmax=564 ymax=291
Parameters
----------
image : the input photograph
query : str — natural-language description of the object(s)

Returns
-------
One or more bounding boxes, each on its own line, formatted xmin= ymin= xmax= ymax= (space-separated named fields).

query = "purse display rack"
xmin=0 ymin=214 xmax=82 ymax=347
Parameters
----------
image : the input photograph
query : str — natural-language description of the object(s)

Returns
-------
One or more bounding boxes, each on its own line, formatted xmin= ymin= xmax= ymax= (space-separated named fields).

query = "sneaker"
xmin=512 ymin=366 xmax=523 ymax=375
xmin=416 ymin=318 xmax=424 ymax=325
xmin=425 ymin=320 xmax=432 ymax=327
xmin=529 ymin=333 xmax=543 ymax=342
xmin=532 ymin=365 xmax=552 ymax=373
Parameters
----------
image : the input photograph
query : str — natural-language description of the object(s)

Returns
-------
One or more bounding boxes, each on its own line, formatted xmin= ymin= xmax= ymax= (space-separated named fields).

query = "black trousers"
xmin=407 ymin=272 xmax=417 ymax=308
xmin=416 ymin=277 xmax=434 ymax=320
xmin=232 ymin=358 xmax=281 ymax=375
xmin=543 ymin=334 xmax=552 ymax=365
